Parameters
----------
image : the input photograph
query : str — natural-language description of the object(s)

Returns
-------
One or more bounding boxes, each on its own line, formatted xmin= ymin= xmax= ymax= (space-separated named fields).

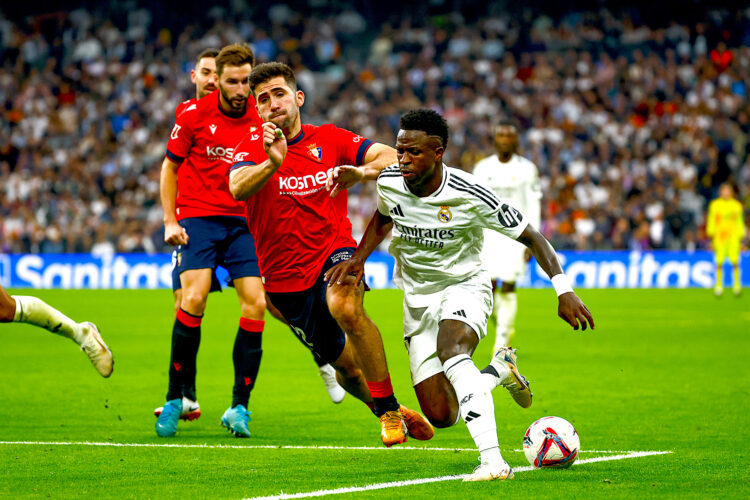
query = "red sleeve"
xmin=230 ymin=130 xmax=266 ymax=172
xmin=165 ymin=109 xmax=196 ymax=164
xmin=328 ymin=125 xmax=374 ymax=166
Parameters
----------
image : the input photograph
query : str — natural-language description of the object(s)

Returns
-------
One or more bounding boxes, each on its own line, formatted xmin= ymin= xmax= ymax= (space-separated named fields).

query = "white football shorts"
xmin=481 ymin=228 xmax=527 ymax=282
xmin=402 ymin=273 xmax=493 ymax=386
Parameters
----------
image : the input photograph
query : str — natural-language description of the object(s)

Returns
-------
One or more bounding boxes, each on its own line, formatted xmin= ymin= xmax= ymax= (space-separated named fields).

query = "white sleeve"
xmin=376 ymin=180 xmax=389 ymax=216
xmin=473 ymin=185 xmax=529 ymax=240
xmin=524 ymin=164 xmax=542 ymax=229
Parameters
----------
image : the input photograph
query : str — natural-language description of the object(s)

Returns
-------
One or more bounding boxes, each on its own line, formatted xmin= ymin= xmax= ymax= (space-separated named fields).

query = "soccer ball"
xmin=523 ymin=416 xmax=580 ymax=468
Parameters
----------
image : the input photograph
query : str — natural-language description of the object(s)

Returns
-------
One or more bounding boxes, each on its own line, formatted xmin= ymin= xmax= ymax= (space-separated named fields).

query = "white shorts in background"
xmin=402 ymin=274 xmax=493 ymax=386
xmin=481 ymin=229 xmax=527 ymax=283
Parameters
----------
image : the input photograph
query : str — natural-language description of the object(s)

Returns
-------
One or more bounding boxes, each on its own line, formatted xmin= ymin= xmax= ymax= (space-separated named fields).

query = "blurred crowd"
xmin=1 ymin=1 xmax=749 ymax=254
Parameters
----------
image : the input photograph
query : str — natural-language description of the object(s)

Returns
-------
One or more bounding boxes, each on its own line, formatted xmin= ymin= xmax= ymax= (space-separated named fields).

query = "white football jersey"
xmin=472 ymin=153 xmax=541 ymax=228
xmin=377 ymin=165 xmax=528 ymax=303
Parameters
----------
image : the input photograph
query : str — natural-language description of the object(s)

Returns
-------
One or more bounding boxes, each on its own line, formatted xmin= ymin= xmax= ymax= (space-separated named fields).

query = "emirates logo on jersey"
xmin=438 ymin=206 xmax=452 ymax=223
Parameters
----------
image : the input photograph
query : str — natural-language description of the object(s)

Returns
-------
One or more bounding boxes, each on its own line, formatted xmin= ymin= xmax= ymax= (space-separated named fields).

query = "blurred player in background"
xmin=230 ymin=62 xmax=433 ymax=447
xmin=473 ymin=121 xmax=541 ymax=352
xmin=157 ymin=44 xmax=267 ymax=438
xmin=0 ymin=285 xmax=113 ymax=377
xmin=325 ymin=109 xmax=593 ymax=480
xmin=155 ymin=48 xmax=221 ymax=423
xmin=706 ymin=183 xmax=746 ymax=296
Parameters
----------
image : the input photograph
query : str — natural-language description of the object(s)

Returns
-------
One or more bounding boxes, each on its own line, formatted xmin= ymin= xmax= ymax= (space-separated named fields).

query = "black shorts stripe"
xmin=448 ymin=180 xmax=498 ymax=209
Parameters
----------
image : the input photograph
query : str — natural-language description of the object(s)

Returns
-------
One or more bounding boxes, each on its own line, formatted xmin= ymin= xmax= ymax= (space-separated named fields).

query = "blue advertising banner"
xmin=0 ymin=250 xmax=747 ymax=289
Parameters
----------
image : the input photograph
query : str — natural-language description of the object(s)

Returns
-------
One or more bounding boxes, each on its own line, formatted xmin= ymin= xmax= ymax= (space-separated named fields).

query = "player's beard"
xmin=220 ymin=86 xmax=247 ymax=115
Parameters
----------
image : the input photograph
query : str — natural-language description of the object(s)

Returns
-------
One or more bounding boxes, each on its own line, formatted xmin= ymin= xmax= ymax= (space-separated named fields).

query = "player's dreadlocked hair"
xmin=215 ymin=44 xmax=255 ymax=76
xmin=195 ymin=48 xmax=219 ymax=65
xmin=249 ymin=62 xmax=298 ymax=97
xmin=399 ymin=109 xmax=449 ymax=149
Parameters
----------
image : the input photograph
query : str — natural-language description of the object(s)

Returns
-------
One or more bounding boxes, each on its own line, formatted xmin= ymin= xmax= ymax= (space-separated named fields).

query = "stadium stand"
xmin=1 ymin=1 xmax=749 ymax=253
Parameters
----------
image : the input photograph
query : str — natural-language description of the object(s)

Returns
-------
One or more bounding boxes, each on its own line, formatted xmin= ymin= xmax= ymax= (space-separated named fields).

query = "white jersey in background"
xmin=473 ymin=153 xmax=541 ymax=282
xmin=376 ymin=165 xmax=528 ymax=304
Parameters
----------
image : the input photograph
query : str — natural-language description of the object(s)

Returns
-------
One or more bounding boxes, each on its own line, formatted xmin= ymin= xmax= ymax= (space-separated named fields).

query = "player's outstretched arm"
xmin=160 ymin=157 xmax=189 ymax=246
xmin=324 ymin=210 xmax=394 ymax=286
xmin=516 ymin=225 xmax=595 ymax=331
xmin=230 ymin=123 xmax=287 ymax=200
xmin=326 ymin=143 xmax=397 ymax=198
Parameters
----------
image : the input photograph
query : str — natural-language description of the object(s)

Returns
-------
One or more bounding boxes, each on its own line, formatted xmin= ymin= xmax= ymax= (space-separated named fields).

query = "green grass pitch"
xmin=1 ymin=288 xmax=748 ymax=499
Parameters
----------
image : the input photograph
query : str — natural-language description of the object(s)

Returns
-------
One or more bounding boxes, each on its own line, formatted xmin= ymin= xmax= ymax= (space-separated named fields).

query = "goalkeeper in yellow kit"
xmin=706 ymin=183 xmax=746 ymax=296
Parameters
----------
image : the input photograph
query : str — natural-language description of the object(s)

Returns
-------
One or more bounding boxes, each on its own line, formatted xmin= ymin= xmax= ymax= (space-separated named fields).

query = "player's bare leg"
xmin=435 ymin=319 xmax=512 ymax=481
xmin=1 ymin=286 xmax=113 ymax=377
xmin=327 ymin=277 xmax=430 ymax=445
xmin=732 ymin=262 xmax=741 ymax=296
xmin=330 ymin=340 xmax=372 ymax=403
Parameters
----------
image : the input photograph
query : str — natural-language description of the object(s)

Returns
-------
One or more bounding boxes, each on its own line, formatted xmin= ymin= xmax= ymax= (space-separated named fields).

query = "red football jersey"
xmin=231 ymin=124 xmax=374 ymax=292
xmin=166 ymin=90 xmax=262 ymax=220
xmin=174 ymin=97 xmax=197 ymax=118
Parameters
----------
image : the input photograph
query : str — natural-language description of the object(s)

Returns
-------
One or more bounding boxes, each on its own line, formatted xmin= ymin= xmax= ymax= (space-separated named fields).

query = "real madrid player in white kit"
xmin=473 ymin=121 xmax=542 ymax=351
xmin=326 ymin=109 xmax=594 ymax=482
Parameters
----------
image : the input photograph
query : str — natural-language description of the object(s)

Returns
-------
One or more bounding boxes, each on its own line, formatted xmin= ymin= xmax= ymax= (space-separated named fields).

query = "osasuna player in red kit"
xmin=154 ymin=48 xmax=220 ymax=423
xmin=229 ymin=62 xmax=433 ymax=447
xmin=156 ymin=44 xmax=267 ymax=438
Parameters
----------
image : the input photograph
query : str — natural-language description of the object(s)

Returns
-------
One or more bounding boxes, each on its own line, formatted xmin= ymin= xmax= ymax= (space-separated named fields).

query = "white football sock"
xmin=443 ymin=354 xmax=502 ymax=462
xmin=12 ymin=295 xmax=85 ymax=344
xmin=493 ymin=291 xmax=517 ymax=351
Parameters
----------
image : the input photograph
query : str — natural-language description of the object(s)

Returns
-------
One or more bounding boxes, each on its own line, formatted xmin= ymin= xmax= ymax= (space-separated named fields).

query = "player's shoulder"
xmin=175 ymin=98 xmax=197 ymax=118
xmin=445 ymin=167 xmax=500 ymax=207
xmin=473 ymin=154 xmax=498 ymax=170
xmin=377 ymin=164 xmax=403 ymax=187
xmin=515 ymin=154 xmax=539 ymax=171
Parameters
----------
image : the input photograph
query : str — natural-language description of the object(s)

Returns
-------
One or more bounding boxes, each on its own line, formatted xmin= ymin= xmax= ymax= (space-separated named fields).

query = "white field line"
xmin=243 ymin=451 xmax=672 ymax=500
xmin=0 ymin=441 xmax=660 ymax=454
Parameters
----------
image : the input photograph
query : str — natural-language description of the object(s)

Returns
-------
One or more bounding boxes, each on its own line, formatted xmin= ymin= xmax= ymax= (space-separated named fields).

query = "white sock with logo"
xmin=493 ymin=291 xmax=517 ymax=352
xmin=12 ymin=296 xmax=85 ymax=344
xmin=443 ymin=353 xmax=502 ymax=464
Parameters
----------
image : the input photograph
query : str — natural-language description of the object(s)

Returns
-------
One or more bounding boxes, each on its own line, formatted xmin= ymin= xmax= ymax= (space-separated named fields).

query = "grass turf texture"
xmin=0 ymin=288 xmax=747 ymax=499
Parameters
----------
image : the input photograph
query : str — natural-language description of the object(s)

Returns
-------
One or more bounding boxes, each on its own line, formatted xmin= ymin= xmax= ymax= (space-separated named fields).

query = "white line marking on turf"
xmin=0 ymin=441 xmax=657 ymax=454
xmin=243 ymin=451 xmax=672 ymax=500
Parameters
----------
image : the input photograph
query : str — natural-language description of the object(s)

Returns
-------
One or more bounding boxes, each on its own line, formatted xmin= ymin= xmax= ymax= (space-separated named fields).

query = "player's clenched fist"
xmin=262 ymin=122 xmax=287 ymax=167
xmin=164 ymin=221 xmax=189 ymax=246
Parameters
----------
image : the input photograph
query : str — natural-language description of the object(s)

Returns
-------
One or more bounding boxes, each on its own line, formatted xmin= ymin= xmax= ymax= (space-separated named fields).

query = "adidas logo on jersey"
xmin=452 ymin=309 xmax=467 ymax=318
xmin=390 ymin=205 xmax=404 ymax=217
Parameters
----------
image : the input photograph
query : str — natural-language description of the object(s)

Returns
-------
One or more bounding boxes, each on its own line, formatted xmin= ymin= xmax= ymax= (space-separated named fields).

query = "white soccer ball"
xmin=523 ymin=416 xmax=580 ymax=468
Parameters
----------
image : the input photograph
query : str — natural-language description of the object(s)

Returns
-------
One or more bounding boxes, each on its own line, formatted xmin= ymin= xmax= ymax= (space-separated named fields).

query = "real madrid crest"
xmin=437 ymin=205 xmax=452 ymax=223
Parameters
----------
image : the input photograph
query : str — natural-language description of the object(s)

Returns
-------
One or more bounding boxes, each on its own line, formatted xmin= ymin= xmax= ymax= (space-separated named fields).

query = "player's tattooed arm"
xmin=326 ymin=143 xmax=397 ymax=198
xmin=230 ymin=123 xmax=287 ymax=200
xmin=160 ymin=157 xmax=189 ymax=246
xmin=516 ymin=225 xmax=595 ymax=331
xmin=325 ymin=210 xmax=394 ymax=286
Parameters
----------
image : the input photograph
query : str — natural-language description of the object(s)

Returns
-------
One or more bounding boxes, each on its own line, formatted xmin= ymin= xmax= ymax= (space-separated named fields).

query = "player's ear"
xmin=190 ymin=69 xmax=197 ymax=84
xmin=296 ymin=90 xmax=305 ymax=108
xmin=434 ymin=146 xmax=445 ymax=163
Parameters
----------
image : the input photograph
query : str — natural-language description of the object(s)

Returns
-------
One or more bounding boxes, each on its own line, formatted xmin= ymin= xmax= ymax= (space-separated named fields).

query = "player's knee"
xmin=0 ymin=298 xmax=15 ymax=322
xmin=240 ymin=294 xmax=266 ymax=320
xmin=436 ymin=343 xmax=469 ymax=365
xmin=327 ymin=292 xmax=360 ymax=329
xmin=424 ymin=404 xmax=459 ymax=429
xmin=180 ymin=290 xmax=208 ymax=315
